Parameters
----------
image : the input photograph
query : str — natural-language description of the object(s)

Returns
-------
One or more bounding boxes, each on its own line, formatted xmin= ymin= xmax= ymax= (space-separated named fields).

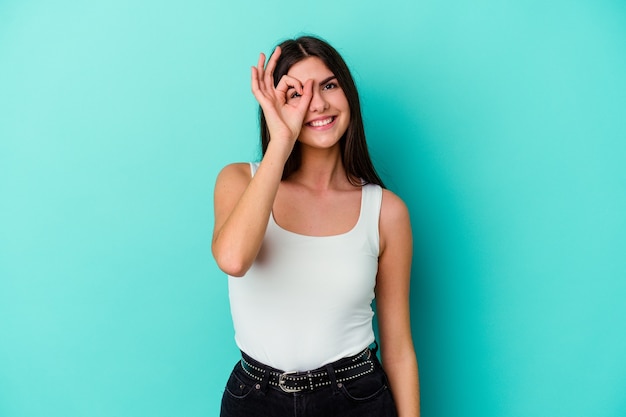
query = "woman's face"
xmin=286 ymin=57 xmax=350 ymax=150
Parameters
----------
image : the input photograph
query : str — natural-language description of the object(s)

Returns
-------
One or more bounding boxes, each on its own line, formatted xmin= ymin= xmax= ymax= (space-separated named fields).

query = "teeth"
xmin=309 ymin=117 xmax=334 ymax=127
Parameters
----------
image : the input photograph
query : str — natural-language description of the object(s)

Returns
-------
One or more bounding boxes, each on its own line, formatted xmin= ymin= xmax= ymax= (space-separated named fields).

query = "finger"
xmin=295 ymin=79 xmax=314 ymax=112
xmin=256 ymin=52 xmax=267 ymax=92
xmin=275 ymin=74 xmax=303 ymax=98
xmin=252 ymin=67 xmax=274 ymax=108
xmin=251 ymin=66 xmax=263 ymax=99
xmin=256 ymin=52 xmax=266 ymax=69
xmin=264 ymin=46 xmax=281 ymax=73
xmin=263 ymin=46 xmax=281 ymax=89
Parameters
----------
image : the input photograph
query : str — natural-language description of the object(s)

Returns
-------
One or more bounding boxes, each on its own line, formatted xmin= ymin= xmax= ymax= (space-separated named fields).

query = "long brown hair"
xmin=259 ymin=36 xmax=385 ymax=187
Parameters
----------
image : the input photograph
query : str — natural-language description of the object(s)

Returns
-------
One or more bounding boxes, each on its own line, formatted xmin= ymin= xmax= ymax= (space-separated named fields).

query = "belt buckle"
xmin=278 ymin=371 xmax=302 ymax=393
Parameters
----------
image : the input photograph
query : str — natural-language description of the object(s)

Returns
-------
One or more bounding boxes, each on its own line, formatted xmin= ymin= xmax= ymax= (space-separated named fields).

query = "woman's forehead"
xmin=287 ymin=57 xmax=334 ymax=82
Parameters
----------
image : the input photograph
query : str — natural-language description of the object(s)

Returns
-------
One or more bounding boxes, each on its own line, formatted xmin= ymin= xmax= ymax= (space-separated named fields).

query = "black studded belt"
xmin=240 ymin=347 xmax=376 ymax=393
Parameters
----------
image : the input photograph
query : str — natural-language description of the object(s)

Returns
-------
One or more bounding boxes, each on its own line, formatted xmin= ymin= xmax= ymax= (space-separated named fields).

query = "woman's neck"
xmin=287 ymin=146 xmax=353 ymax=191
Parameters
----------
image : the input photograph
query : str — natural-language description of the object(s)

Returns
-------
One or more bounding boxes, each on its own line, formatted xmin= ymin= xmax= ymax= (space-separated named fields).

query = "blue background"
xmin=1 ymin=1 xmax=625 ymax=416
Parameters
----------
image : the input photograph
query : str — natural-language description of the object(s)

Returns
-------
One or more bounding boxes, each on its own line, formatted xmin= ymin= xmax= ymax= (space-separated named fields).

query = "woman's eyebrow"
xmin=319 ymin=75 xmax=337 ymax=86
xmin=287 ymin=75 xmax=336 ymax=89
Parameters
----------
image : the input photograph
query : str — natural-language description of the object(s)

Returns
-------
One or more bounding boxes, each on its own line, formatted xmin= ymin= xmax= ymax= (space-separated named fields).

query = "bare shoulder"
xmin=215 ymin=162 xmax=253 ymax=186
xmin=379 ymin=189 xmax=412 ymax=253
xmin=380 ymin=189 xmax=410 ymax=225
xmin=214 ymin=162 xmax=253 ymax=209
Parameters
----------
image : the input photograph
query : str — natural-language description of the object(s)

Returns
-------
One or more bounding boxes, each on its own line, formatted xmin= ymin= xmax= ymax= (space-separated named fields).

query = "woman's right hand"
xmin=251 ymin=46 xmax=314 ymax=147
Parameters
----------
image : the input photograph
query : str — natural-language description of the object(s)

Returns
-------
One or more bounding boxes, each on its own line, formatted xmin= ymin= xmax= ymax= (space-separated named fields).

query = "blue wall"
xmin=1 ymin=1 xmax=625 ymax=416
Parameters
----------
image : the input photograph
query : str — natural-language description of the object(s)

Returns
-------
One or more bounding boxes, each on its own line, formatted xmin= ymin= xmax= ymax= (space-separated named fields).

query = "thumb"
xmin=296 ymin=79 xmax=314 ymax=113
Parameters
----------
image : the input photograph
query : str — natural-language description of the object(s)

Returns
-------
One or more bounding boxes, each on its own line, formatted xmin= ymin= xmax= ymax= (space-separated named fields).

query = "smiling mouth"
xmin=306 ymin=116 xmax=335 ymax=127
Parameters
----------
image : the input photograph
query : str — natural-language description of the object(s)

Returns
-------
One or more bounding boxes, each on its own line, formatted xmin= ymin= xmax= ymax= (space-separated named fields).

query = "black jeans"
xmin=220 ymin=348 xmax=398 ymax=417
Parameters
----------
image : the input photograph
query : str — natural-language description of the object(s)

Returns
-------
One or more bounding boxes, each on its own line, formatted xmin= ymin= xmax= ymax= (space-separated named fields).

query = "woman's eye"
xmin=323 ymin=82 xmax=338 ymax=90
xmin=290 ymin=91 xmax=302 ymax=99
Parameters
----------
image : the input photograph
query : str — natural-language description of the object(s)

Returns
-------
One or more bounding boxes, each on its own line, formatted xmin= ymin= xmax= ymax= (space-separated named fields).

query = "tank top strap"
xmin=360 ymin=183 xmax=383 ymax=224
xmin=358 ymin=183 xmax=382 ymax=252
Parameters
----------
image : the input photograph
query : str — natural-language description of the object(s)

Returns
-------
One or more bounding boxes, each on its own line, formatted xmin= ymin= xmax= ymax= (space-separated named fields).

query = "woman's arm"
xmin=211 ymin=158 xmax=283 ymax=277
xmin=211 ymin=47 xmax=313 ymax=277
xmin=376 ymin=189 xmax=420 ymax=417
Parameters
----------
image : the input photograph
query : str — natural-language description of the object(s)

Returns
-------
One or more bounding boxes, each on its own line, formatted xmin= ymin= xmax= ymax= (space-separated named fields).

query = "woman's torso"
xmin=227 ymin=162 xmax=382 ymax=371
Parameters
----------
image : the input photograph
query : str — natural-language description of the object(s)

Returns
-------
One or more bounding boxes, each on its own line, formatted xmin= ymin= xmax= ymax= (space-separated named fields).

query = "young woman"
xmin=212 ymin=36 xmax=419 ymax=417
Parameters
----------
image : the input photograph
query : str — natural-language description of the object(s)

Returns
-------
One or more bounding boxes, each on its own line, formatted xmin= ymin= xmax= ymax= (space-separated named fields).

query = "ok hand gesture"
xmin=251 ymin=47 xmax=314 ymax=147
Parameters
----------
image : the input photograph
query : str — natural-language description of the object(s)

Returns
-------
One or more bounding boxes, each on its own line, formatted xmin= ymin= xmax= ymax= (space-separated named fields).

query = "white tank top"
xmin=227 ymin=162 xmax=382 ymax=371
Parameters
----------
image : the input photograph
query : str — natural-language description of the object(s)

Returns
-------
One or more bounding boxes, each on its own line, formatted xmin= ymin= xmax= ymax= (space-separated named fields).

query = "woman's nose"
xmin=308 ymin=89 xmax=328 ymax=112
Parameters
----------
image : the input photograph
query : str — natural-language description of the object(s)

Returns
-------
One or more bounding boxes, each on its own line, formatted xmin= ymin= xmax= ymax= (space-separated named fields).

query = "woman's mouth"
xmin=306 ymin=116 xmax=336 ymax=128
